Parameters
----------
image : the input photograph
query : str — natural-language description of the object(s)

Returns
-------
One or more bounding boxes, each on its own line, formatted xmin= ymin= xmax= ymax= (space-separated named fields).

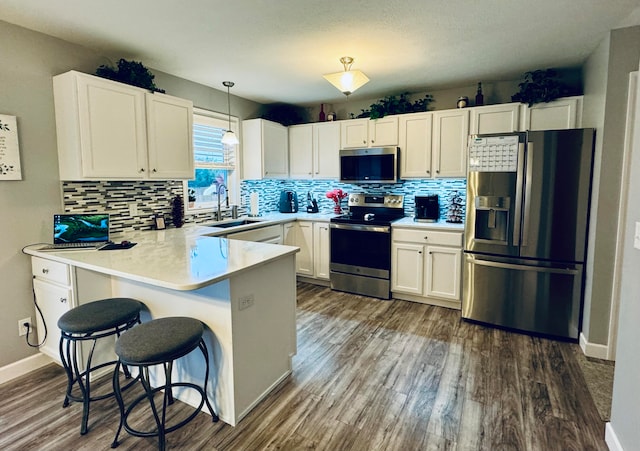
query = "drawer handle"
xmin=59 ymin=297 xmax=67 ymax=304
xmin=424 ymin=236 xmax=429 ymax=240
xmin=42 ymin=268 xmax=49 ymax=274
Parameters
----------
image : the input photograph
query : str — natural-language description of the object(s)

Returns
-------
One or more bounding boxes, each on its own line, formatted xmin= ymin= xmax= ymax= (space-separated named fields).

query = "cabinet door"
xmin=33 ymin=279 xmax=72 ymax=363
xmin=369 ymin=116 xmax=399 ymax=147
xmin=146 ymin=93 xmax=194 ymax=179
xmin=289 ymin=125 xmax=314 ymax=179
xmin=425 ymin=245 xmax=461 ymax=301
xmin=284 ymin=222 xmax=314 ymax=275
xmin=313 ymin=122 xmax=340 ymax=178
xmin=399 ymin=112 xmax=433 ymax=178
xmin=521 ymin=96 xmax=582 ymax=131
xmin=470 ymin=103 xmax=520 ymax=134
xmin=391 ymin=242 xmax=424 ymax=294
xmin=76 ymin=74 xmax=148 ymax=178
xmin=263 ymin=120 xmax=289 ymax=178
xmin=433 ymin=109 xmax=469 ymax=177
xmin=313 ymin=222 xmax=330 ymax=280
xmin=341 ymin=119 xmax=369 ymax=148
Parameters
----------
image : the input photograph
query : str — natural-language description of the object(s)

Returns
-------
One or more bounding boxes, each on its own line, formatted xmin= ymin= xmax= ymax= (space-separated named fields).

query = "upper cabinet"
xmin=432 ymin=109 xmax=469 ymax=178
xmin=289 ymin=121 xmax=340 ymax=179
xmin=242 ymin=118 xmax=289 ymax=179
xmin=53 ymin=70 xmax=194 ymax=181
xmin=520 ymin=96 xmax=583 ymax=131
xmin=470 ymin=103 xmax=520 ymax=134
xmin=340 ymin=116 xmax=398 ymax=149
xmin=398 ymin=112 xmax=433 ymax=178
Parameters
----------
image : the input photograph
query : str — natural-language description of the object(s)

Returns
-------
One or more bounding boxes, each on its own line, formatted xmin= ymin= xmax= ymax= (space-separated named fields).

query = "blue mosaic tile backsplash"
xmin=62 ymin=178 xmax=466 ymax=233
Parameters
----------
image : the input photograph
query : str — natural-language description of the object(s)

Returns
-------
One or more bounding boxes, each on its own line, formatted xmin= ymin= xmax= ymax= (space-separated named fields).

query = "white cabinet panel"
xmin=521 ymin=96 xmax=582 ymax=131
xmin=341 ymin=119 xmax=369 ymax=148
xmin=242 ymin=119 xmax=288 ymax=179
xmin=391 ymin=242 xmax=424 ymax=294
xmin=433 ymin=109 xmax=469 ymax=178
xmin=425 ymin=246 xmax=461 ymax=300
xmin=399 ymin=112 xmax=433 ymax=178
xmin=33 ymin=279 xmax=72 ymax=363
xmin=340 ymin=116 xmax=398 ymax=149
xmin=313 ymin=222 xmax=330 ymax=280
xmin=470 ymin=103 xmax=520 ymax=134
xmin=289 ymin=122 xmax=340 ymax=179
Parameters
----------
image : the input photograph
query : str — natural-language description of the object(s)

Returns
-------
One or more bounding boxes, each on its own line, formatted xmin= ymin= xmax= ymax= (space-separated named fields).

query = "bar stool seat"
xmin=58 ymin=297 xmax=143 ymax=435
xmin=111 ymin=317 xmax=218 ymax=450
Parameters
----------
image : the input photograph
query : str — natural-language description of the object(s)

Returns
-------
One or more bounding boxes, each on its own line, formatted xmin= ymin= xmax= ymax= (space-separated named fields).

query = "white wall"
xmin=607 ymin=65 xmax=640 ymax=450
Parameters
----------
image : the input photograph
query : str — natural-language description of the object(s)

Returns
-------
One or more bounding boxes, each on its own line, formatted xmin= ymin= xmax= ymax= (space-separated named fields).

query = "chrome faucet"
xmin=216 ymin=183 xmax=228 ymax=221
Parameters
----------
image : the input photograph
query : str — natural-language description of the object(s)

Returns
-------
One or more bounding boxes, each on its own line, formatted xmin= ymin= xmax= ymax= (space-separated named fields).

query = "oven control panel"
xmin=347 ymin=193 xmax=404 ymax=209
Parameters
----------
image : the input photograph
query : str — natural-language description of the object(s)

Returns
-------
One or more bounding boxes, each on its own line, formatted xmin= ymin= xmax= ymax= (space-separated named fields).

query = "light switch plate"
xmin=635 ymin=222 xmax=640 ymax=250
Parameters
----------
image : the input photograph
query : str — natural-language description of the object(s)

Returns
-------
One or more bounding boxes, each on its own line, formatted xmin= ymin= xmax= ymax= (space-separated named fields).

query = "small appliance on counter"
xmin=414 ymin=195 xmax=439 ymax=222
xmin=306 ymin=192 xmax=319 ymax=213
xmin=278 ymin=190 xmax=299 ymax=213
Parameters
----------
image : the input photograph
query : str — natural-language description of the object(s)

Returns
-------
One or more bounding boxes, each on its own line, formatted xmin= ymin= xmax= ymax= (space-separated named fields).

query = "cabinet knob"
xmin=426 ymin=170 xmax=430 ymax=174
xmin=42 ymin=268 xmax=49 ymax=274
xmin=362 ymin=140 xmax=366 ymax=144
xmin=152 ymin=168 xmax=157 ymax=173
xmin=424 ymin=236 xmax=429 ymax=240
xmin=139 ymin=168 xmax=145 ymax=173
xmin=436 ymin=169 xmax=440 ymax=174
xmin=418 ymin=251 xmax=422 ymax=254
xmin=59 ymin=297 xmax=67 ymax=303
xmin=371 ymin=139 xmax=375 ymax=144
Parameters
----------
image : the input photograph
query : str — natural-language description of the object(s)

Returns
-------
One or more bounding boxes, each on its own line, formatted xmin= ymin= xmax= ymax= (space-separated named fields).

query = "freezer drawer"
xmin=462 ymin=254 xmax=583 ymax=339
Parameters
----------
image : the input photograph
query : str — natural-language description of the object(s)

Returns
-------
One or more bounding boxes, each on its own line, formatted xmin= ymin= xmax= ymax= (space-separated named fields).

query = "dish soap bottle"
xmin=475 ymin=82 xmax=484 ymax=106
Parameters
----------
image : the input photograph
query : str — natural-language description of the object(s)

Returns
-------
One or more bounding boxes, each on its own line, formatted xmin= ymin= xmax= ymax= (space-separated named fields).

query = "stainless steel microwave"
xmin=339 ymin=147 xmax=399 ymax=184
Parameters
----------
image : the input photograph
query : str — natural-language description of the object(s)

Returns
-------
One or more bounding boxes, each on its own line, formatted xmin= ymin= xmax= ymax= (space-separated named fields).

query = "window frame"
xmin=184 ymin=107 xmax=240 ymax=214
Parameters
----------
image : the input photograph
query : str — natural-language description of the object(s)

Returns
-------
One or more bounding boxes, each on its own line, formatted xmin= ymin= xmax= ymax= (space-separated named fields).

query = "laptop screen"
xmin=53 ymin=214 xmax=110 ymax=244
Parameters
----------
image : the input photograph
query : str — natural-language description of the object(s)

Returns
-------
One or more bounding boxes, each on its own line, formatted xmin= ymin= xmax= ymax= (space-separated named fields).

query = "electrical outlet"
xmin=128 ymin=202 xmax=138 ymax=217
xmin=18 ymin=317 xmax=32 ymax=336
xmin=239 ymin=295 xmax=255 ymax=311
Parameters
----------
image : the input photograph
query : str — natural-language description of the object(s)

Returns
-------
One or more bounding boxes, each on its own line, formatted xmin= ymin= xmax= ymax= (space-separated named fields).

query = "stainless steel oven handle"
xmin=329 ymin=223 xmax=390 ymax=233
xmin=466 ymin=255 xmax=579 ymax=275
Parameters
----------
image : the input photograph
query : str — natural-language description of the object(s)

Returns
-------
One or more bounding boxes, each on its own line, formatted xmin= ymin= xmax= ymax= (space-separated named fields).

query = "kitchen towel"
xmin=250 ymin=192 xmax=259 ymax=216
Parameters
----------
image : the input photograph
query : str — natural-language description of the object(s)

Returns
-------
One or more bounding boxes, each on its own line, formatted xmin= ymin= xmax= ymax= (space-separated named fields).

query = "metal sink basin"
xmin=208 ymin=219 xmax=263 ymax=229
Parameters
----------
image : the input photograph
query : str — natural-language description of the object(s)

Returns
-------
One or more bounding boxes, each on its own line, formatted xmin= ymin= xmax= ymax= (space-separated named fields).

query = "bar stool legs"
xmin=111 ymin=318 xmax=218 ymax=450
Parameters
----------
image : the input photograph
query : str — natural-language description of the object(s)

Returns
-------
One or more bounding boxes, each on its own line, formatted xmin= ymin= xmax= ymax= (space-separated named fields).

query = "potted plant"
xmin=511 ymin=69 xmax=571 ymax=106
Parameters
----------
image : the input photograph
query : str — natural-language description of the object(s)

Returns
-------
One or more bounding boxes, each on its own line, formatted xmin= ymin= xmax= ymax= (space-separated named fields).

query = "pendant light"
xmin=221 ymin=81 xmax=239 ymax=145
xmin=323 ymin=57 xmax=369 ymax=97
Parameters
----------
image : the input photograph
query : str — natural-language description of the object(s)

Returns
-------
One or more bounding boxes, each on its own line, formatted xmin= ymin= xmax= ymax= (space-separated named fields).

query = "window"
xmin=184 ymin=108 xmax=239 ymax=212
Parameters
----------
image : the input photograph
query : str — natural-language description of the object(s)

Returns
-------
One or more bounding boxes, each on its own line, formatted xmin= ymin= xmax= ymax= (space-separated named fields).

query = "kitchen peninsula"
xmin=24 ymin=226 xmax=299 ymax=426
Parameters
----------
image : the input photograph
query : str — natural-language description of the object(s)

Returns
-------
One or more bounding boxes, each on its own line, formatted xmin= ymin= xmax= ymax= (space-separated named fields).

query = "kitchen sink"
xmin=208 ymin=219 xmax=263 ymax=229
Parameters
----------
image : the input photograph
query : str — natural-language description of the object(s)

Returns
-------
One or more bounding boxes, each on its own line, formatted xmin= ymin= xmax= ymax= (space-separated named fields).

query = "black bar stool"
xmin=111 ymin=316 xmax=218 ymax=450
xmin=57 ymin=297 xmax=143 ymax=435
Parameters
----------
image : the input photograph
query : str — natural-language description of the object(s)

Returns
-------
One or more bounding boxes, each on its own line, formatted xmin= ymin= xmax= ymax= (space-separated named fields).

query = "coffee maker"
xmin=414 ymin=195 xmax=439 ymax=222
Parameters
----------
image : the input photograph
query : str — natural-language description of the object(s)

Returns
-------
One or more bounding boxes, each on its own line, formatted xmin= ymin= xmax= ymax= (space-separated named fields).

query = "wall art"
xmin=0 ymin=114 xmax=22 ymax=180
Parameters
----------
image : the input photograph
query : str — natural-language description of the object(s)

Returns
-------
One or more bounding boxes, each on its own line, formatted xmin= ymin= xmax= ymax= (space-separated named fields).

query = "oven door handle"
xmin=330 ymin=223 xmax=390 ymax=233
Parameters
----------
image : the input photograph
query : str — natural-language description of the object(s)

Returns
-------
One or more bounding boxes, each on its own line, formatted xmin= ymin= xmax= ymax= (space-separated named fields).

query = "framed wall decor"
xmin=0 ymin=114 xmax=22 ymax=180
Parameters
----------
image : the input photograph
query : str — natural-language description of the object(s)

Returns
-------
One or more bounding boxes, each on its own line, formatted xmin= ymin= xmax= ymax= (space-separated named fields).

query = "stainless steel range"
xmin=329 ymin=193 xmax=404 ymax=299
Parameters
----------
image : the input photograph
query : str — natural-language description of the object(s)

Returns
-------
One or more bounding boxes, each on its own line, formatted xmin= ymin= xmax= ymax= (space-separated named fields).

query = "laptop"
xmin=39 ymin=214 xmax=110 ymax=250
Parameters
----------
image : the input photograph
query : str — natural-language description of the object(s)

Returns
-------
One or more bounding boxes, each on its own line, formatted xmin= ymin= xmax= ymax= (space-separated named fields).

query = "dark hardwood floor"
xmin=0 ymin=282 xmax=608 ymax=450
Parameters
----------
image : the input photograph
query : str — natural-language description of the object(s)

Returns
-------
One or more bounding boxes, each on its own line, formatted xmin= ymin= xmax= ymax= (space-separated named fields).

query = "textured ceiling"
xmin=1 ymin=0 xmax=640 ymax=106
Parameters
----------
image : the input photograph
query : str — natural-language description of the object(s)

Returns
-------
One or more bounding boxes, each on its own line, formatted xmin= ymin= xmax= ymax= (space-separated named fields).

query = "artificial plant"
xmin=95 ymin=58 xmax=165 ymax=93
xmin=358 ymin=92 xmax=434 ymax=119
xmin=511 ymin=69 xmax=570 ymax=106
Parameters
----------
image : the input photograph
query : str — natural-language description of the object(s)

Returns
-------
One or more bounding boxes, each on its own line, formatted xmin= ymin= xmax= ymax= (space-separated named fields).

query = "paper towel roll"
xmin=250 ymin=192 xmax=259 ymax=216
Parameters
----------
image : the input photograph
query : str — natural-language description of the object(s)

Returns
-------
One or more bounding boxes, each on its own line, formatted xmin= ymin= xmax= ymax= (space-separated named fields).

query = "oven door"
xmin=329 ymin=222 xmax=392 ymax=298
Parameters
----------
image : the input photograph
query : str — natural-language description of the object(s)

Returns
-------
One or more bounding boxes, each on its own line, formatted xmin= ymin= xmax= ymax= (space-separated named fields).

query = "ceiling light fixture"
xmin=221 ymin=81 xmax=239 ymax=145
xmin=323 ymin=56 xmax=370 ymax=97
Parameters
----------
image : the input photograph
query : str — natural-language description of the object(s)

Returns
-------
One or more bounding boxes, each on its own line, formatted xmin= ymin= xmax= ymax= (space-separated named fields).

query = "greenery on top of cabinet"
xmin=358 ymin=92 xmax=434 ymax=119
xmin=95 ymin=58 xmax=165 ymax=93
xmin=511 ymin=69 xmax=576 ymax=106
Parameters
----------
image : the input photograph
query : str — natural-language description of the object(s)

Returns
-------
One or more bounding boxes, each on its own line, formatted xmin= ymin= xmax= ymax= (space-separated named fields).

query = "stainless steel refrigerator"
xmin=462 ymin=129 xmax=595 ymax=339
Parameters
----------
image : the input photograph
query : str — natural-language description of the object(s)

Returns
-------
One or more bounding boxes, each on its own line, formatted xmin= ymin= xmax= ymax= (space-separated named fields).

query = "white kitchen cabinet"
xmin=340 ymin=116 xmax=398 ymax=149
xmin=520 ymin=96 xmax=583 ymax=131
xmin=313 ymin=222 xmax=330 ymax=280
xmin=242 ymin=118 xmax=289 ymax=179
xmin=432 ymin=109 xmax=469 ymax=178
xmin=399 ymin=112 xmax=433 ymax=178
xmin=470 ymin=103 xmax=520 ymax=134
xmin=391 ymin=227 xmax=463 ymax=308
xmin=53 ymin=70 xmax=194 ymax=180
xmin=227 ymin=223 xmax=283 ymax=244
xmin=288 ymin=121 xmax=340 ymax=179
xmin=31 ymin=257 xmax=74 ymax=363
xmin=284 ymin=221 xmax=314 ymax=275
xmin=283 ymin=220 xmax=330 ymax=280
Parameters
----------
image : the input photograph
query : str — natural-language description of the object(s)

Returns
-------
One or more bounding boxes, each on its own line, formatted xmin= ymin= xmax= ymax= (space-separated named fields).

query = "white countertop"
xmin=24 ymin=226 xmax=299 ymax=291
xmin=392 ymin=216 xmax=465 ymax=231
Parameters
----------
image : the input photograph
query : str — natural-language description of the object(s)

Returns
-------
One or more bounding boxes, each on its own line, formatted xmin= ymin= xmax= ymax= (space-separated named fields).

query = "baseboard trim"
xmin=606 ymin=422 xmax=624 ymax=451
xmin=579 ymin=332 xmax=610 ymax=360
xmin=0 ymin=353 xmax=53 ymax=385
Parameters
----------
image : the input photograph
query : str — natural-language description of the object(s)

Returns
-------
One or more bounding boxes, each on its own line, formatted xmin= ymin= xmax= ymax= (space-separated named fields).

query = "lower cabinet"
xmin=31 ymin=257 xmax=74 ymax=363
xmin=391 ymin=227 xmax=463 ymax=308
xmin=284 ymin=220 xmax=330 ymax=281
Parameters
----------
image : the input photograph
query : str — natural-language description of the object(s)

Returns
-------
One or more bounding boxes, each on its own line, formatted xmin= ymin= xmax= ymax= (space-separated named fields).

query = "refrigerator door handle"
xmin=521 ymin=142 xmax=534 ymax=247
xmin=513 ymin=142 xmax=525 ymax=246
xmin=466 ymin=255 xmax=580 ymax=275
